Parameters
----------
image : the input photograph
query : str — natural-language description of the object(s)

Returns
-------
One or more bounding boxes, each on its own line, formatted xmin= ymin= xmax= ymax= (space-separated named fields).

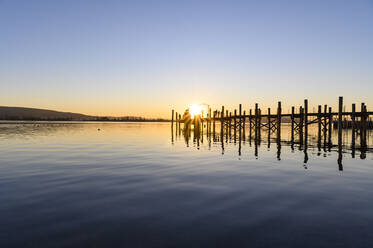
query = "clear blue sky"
xmin=1 ymin=0 xmax=372 ymax=117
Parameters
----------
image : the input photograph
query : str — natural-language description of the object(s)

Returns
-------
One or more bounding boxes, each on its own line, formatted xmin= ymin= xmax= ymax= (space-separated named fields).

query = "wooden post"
xmin=239 ymin=104 xmax=242 ymax=141
xmin=206 ymin=111 xmax=210 ymax=135
xmin=364 ymin=105 xmax=368 ymax=147
xmin=220 ymin=106 xmax=224 ymax=137
xmin=249 ymin=109 xmax=252 ymax=139
xmin=226 ymin=110 xmax=229 ymax=139
xmin=323 ymin=105 xmax=327 ymax=145
xmin=171 ymin=112 xmax=174 ymax=144
xmin=291 ymin=106 xmax=294 ymax=143
xmin=209 ymin=108 xmax=212 ymax=134
xmin=193 ymin=114 xmax=197 ymax=139
xmin=213 ymin=111 xmax=216 ymax=134
xmin=299 ymin=106 xmax=304 ymax=146
xmin=318 ymin=105 xmax=322 ymax=147
xmin=171 ymin=109 xmax=174 ymax=127
xmin=328 ymin=107 xmax=332 ymax=146
xmin=338 ymin=97 xmax=343 ymax=152
xmin=361 ymin=103 xmax=367 ymax=149
xmin=229 ymin=112 xmax=232 ymax=138
xmin=200 ymin=112 xmax=204 ymax=139
xmin=258 ymin=108 xmax=262 ymax=143
xmin=268 ymin=107 xmax=272 ymax=142
xmin=360 ymin=103 xmax=364 ymax=145
xmin=277 ymin=101 xmax=281 ymax=142
xmin=351 ymin=103 xmax=356 ymax=153
xmin=276 ymin=103 xmax=281 ymax=160
xmin=255 ymin=104 xmax=258 ymax=141
xmin=234 ymin=109 xmax=237 ymax=142
xmin=337 ymin=97 xmax=343 ymax=170
xmin=175 ymin=111 xmax=178 ymax=132
xmin=177 ymin=114 xmax=180 ymax=130
xmin=243 ymin=110 xmax=246 ymax=141
xmin=364 ymin=105 xmax=368 ymax=148
xmin=304 ymin=99 xmax=308 ymax=147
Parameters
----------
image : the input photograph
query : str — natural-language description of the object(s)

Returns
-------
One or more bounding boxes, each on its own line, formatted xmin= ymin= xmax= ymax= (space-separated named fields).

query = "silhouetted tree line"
xmin=92 ymin=116 xmax=169 ymax=122
xmin=0 ymin=115 xmax=169 ymax=122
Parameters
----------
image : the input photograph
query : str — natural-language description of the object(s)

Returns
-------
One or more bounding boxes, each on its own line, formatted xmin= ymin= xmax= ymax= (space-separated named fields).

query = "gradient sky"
xmin=1 ymin=0 xmax=372 ymax=118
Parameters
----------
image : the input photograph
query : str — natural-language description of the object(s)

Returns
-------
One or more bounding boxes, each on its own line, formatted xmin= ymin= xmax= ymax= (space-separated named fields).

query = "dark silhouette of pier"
xmin=171 ymin=97 xmax=371 ymax=170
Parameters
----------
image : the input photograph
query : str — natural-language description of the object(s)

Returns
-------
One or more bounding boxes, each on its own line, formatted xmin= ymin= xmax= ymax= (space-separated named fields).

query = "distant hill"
xmin=0 ymin=106 xmax=95 ymax=121
xmin=0 ymin=106 xmax=168 ymax=122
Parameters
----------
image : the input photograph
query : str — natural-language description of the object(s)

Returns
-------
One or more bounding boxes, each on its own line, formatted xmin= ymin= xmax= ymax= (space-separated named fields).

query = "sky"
xmin=1 ymin=0 xmax=372 ymax=118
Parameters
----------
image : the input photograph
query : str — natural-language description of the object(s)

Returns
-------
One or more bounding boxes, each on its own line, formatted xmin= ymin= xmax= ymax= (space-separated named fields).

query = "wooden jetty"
xmin=171 ymin=97 xmax=372 ymax=150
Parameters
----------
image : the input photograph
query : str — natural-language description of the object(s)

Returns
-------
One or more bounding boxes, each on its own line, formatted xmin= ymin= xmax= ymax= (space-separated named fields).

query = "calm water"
xmin=1 ymin=122 xmax=373 ymax=248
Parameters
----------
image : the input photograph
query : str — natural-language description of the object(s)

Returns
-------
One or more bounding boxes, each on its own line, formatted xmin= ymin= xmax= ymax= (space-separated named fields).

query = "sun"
xmin=190 ymin=104 xmax=203 ymax=118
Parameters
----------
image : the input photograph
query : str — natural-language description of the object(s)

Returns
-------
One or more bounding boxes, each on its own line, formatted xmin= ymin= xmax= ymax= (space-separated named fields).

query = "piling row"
xmin=171 ymin=97 xmax=372 ymax=150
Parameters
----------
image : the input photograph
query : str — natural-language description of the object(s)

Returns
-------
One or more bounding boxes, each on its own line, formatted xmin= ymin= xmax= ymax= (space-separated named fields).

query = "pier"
xmin=171 ymin=97 xmax=372 ymax=160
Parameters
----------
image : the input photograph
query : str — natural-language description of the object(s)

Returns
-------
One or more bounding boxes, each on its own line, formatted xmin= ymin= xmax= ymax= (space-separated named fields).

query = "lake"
xmin=1 ymin=122 xmax=372 ymax=247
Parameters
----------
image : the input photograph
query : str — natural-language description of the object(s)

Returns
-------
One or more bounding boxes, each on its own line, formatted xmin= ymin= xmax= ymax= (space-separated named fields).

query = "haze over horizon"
xmin=1 ymin=0 xmax=372 ymax=118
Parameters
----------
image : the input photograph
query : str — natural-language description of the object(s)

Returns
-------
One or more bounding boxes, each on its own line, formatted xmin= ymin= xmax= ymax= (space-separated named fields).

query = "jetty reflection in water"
xmin=172 ymin=123 xmax=371 ymax=171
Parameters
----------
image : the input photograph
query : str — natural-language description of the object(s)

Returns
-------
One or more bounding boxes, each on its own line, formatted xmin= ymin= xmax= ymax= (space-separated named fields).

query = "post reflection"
xmin=303 ymin=150 xmax=309 ymax=169
xmin=277 ymin=139 xmax=281 ymax=161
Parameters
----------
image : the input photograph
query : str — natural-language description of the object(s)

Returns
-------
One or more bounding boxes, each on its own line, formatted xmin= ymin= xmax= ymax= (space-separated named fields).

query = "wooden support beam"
xmin=352 ymin=103 xmax=356 ymax=152
xmin=175 ymin=112 xmax=178 ymax=132
xmin=243 ymin=110 xmax=246 ymax=141
xmin=207 ymin=111 xmax=210 ymax=134
xmin=208 ymin=108 xmax=212 ymax=134
xmin=304 ymin=99 xmax=308 ymax=147
xmin=200 ymin=112 xmax=204 ymax=138
xmin=277 ymin=101 xmax=281 ymax=142
xmin=193 ymin=114 xmax=197 ymax=138
xmin=299 ymin=106 xmax=304 ymax=146
xmin=318 ymin=105 xmax=322 ymax=148
xmin=258 ymin=108 xmax=262 ymax=141
xmin=291 ymin=106 xmax=294 ymax=143
xmin=338 ymin=97 xmax=343 ymax=151
xmin=239 ymin=104 xmax=242 ymax=141
xmin=234 ymin=109 xmax=237 ymax=142
xmin=229 ymin=112 xmax=232 ymax=137
xmin=364 ymin=105 xmax=368 ymax=148
xmin=220 ymin=106 xmax=224 ymax=136
xmin=268 ymin=107 xmax=272 ymax=142
xmin=361 ymin=103 xmax=367 ymax=149
xmin=249 ymin=109 xmax=252 ymax=139
xmin=328 ymin=107 xmax=332 ymax=146
xmin=360 ymin=103 xmax=364 ymax=140
xmin=337 ymin=97 xmax=343 ymax=170
xmin=213 ymin=110 xmax=216 ymax=135
xmin=179 ymin=114 xmax=181 ymax=131
xmin=323 ymin=105 xmax=327 ymax=145
xmin=255 ymin=104 xmax=258 ymax=141
xmin=171 ymin=109 xmax=174 ymax=127
xmin=225 ymin=110 xmax=229 ymax=140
